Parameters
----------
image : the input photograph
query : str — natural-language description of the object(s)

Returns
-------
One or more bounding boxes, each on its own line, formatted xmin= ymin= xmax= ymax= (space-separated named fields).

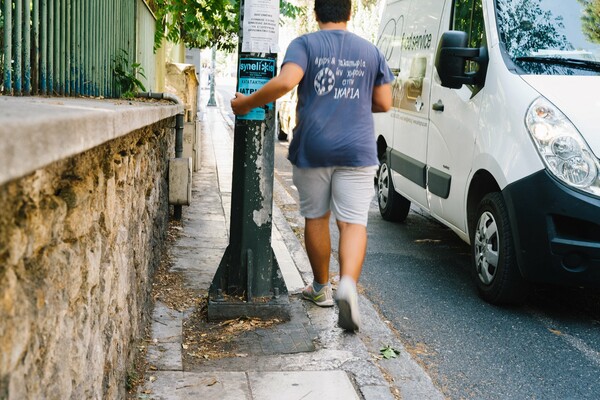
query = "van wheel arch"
xmin=467 ymin=170 xmax=500 ymax=237
xmin=377 ymin=148 xmax=411 ymax=222
xmin=375 ymin=135 xmax=389 ymax=182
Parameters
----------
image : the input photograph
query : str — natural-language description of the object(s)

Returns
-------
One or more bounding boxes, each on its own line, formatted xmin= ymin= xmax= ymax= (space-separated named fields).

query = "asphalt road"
xmin=362 ymin=203 xmax=600 ymax=399
xmin=215 ymin=82 xmax=600 ymax=399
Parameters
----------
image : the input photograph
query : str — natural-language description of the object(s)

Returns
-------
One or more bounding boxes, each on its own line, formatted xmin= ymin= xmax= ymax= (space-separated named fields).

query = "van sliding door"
xmin=386 ymin=0 xmax=447 ymax=209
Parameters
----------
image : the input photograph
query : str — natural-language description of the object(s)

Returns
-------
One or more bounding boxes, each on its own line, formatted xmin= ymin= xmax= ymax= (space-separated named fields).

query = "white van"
xmin=373 ymin=0 xmax=600 ymax=304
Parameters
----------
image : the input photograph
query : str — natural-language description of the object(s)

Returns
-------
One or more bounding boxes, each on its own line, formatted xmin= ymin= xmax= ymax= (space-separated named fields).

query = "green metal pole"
xmin=32 ymin=0 xmax=39 ymax=94
xmin=56 ymin=0 xmax=62 ymax=94
xmin=93 ymin=0 xmax=98 ymax=96
xmin=53 ymin=0 xmax=59 ymax=93
xmin=86 ymin=0 xmax=90 ymax=95
xmin=14 ymin=0 xmax=22 ymax=93
xmin=208 ymin=0 xmax=288 ymax=321
xmin=48 ymin=0 xmax=53 ymax=93
xmin=60 ymin=0 xmax=66 ymax=95
xmin=41 ymin=0 xmax=47 ymax=94
xmin=66 ymin=0 xmax=71 ymax=95
xmin=77 ymin=0 xmax=80 ymax=94
xmin=3 ymin=0 xmax=12 ymax=93
xmin=100 ymin=0 xmax=104 ymax=96
xmin=23 ymin=0 xmax=31 ymax=94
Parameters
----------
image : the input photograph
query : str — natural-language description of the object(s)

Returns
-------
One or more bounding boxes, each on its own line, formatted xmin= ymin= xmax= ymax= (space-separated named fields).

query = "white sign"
xmin=242 ymin=0 xmax=280 ymax=53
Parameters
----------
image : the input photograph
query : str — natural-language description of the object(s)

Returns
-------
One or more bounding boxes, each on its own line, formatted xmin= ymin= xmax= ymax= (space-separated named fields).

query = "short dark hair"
xmin=314 ymin=0 xmax=352 ymax=23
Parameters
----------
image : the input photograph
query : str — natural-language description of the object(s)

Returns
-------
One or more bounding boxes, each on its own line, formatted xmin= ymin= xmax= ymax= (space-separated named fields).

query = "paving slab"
xmin=248 ymin=370 xmax=360 ymax=400
xmin=143 ymin=371 xmax=249 ymax=400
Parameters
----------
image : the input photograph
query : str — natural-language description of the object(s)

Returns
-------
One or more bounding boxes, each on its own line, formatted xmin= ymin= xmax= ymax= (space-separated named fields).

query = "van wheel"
xmin=377 ymin=153 xmax=410 ymax=222
xmin=471 ymin=193 xmax=528 ymax=305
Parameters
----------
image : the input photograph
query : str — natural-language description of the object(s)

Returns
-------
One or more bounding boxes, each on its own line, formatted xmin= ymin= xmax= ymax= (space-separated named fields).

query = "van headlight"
xmin=526 ymin=97 xmax=600 ymax=195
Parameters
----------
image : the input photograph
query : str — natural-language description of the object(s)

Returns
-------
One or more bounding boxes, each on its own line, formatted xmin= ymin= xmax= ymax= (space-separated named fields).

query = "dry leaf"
xmin=207 ymin=378 xmax=218 ymax=386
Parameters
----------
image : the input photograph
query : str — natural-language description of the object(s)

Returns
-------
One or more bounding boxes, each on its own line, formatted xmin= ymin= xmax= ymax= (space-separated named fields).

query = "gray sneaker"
xmin=335 ymin=276 xmax=361 ymax=331
xmin=302 ymin=283 xmax=334 ymax=307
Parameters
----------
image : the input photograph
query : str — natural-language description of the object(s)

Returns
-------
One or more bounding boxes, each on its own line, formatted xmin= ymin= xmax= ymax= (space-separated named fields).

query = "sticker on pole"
xmin=238 ymin=58 xmax=276 ymax=121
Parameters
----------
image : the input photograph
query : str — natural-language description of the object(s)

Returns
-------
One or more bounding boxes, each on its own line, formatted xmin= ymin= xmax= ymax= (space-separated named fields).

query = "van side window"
xmin=452 ymin=0 xmax=485 ymax=73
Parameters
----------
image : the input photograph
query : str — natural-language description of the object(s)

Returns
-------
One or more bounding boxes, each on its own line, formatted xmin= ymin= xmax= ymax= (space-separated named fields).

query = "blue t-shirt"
xmin=283 ymin=30 xmax=394 ymax=168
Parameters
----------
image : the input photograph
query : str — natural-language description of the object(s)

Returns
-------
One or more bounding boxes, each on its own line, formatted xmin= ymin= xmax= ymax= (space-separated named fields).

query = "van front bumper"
xmin=503 ymin=170 xmax=600 ymax=287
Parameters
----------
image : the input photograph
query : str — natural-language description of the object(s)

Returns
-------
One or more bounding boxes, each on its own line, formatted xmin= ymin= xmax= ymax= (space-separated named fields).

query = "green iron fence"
xmin=1 ymin=0 xmax=156 ymax=97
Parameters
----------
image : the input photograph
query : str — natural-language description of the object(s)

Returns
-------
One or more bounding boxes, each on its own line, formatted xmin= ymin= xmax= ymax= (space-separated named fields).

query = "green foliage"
xmin=578 ymin=0 xmax=600 ymax=44
xmin=349 ymin=0 xmax=382 ymax=43
xmin=112 ymin=50 xmax=147 ymax=99
xmin=496 ymin=0 xmax=571 ymax=58
xmin=150 ymin=0 xmax=304 ymax=52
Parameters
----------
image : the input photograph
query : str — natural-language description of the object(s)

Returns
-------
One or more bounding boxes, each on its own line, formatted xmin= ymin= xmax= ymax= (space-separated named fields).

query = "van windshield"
xmin=496 ymin=0 xmax=600 ymax=75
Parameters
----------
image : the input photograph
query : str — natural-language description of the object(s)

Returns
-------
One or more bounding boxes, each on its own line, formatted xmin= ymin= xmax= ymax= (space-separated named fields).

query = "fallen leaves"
xmin=182 ymin=298 xmax=283 ymax=362
xmin=151 ymin=221 xmax=202 ymax=312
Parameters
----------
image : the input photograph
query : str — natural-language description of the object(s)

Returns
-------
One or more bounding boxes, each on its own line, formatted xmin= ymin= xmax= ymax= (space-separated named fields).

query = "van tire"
xmin=377 ymin=153 xmax=410 ymax=222
xmin=471 ymin=193 xmax=528 ymax=305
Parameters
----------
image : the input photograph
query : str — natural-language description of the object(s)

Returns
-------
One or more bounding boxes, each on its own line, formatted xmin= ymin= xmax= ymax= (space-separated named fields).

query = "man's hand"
xmin=231 ymin=92 xmax=252 ymax=115
xmin=230 ymin=63 xmax=304 ymax=116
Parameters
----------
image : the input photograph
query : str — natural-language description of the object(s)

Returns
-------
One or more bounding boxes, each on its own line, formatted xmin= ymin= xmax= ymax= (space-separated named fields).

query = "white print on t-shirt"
xmin=313 ymin=56 xmax=367 ymax=99
xmin=314 ymin=67 xmax=336 ymax=96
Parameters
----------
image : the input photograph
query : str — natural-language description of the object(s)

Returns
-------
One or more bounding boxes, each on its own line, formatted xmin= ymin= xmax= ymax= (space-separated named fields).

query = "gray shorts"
xmin=292 ymin=165 xmax=377 ymax=226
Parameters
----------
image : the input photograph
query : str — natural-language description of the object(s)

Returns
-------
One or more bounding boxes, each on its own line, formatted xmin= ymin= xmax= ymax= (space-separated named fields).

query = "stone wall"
xmin=0 ymin=118 xmax=175 ymax=399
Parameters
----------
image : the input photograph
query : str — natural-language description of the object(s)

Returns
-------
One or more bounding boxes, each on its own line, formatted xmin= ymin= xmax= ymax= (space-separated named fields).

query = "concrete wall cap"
xmin=0 ymin=96 xmax=183 ymax=186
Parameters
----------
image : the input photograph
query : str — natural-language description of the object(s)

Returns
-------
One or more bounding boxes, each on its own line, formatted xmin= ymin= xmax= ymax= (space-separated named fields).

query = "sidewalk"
xmin=136 ymin=91 xmax=444 ymax=400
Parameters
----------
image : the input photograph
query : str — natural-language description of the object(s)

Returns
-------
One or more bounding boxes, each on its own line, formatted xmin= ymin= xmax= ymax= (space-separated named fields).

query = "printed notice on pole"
xmin=237 ymin=58 xmax=276 ymax=121
xmin=242 ymin=0 xmax=280 ymax=53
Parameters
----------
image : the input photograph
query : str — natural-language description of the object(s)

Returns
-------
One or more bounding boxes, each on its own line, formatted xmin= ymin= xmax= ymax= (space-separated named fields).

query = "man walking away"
xmin=231 ymin=0 xmax=393 ymax=331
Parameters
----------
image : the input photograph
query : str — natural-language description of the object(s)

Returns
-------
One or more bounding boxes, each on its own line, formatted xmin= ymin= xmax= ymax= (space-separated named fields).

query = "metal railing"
xmin=1 ymin=0 xmax=156 ymax=97
xmin=136 ymin=0 xmax=157 ymax=92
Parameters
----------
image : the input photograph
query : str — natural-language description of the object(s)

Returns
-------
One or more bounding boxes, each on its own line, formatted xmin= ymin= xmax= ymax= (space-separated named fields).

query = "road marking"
xmin=531 ymin=310 xmax=600 ymax=368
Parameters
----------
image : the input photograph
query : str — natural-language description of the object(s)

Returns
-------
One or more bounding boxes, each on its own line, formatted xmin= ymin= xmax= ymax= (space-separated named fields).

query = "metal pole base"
xmin=208 ymin=246 xmax=291 ymax=321
xmin=207 ymin=296 xmax=290 ymax=321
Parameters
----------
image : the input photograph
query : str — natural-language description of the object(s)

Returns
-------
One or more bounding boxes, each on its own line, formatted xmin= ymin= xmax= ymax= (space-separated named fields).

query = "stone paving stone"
xmin=151 ymin=302 xmax=183 ymax=342
xmin=361 ymin=385 xmax=397 ymax=400
xmin=147 ymin=342 xmax=182 ymax=371
xmin=248 ymin=371 xmax=360 ymax=400
xmin=144 ymin=371 xmax=249 ymax=400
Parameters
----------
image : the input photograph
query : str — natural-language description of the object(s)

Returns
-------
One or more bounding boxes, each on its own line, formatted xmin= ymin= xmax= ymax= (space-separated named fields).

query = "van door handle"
xmin=432 ymin=100 xmax=444 ymax=112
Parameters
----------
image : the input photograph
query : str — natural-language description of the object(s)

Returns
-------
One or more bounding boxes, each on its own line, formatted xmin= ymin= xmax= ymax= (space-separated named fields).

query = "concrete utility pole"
xmin=208 ymin=0 xmax=289 ymax=320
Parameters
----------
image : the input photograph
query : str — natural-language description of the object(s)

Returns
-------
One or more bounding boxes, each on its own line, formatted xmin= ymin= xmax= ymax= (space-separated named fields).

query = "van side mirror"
xmin=435 ymin=31 xmax=488 ymax=89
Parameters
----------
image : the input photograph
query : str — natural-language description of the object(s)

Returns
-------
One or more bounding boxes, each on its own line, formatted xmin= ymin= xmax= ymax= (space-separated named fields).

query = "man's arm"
xmin=231 ymin=62 xmax=304 ymax=115
xmin=372 ymin=83 xmax=392 ymax=113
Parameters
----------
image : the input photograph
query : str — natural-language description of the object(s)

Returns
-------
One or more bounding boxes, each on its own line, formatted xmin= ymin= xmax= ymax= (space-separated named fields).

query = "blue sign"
xmin=238 ymin=58 xmax=276 ymax=121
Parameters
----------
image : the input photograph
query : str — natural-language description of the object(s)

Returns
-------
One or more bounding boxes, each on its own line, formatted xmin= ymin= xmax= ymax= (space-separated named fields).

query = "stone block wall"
xmin=0 ymin=118 xmax=175 ymax=399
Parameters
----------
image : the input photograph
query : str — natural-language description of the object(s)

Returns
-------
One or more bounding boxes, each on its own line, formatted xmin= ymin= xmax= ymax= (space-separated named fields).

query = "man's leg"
xmin=292 ymin=166 xmax=335 ymax=306
xmin=330 ymin=166 xmax=376 ymax=331
xmin=305 ymin=212 xmax=332 ymax=285
xmin=336 ymin=220 xmax=367 ymax=282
